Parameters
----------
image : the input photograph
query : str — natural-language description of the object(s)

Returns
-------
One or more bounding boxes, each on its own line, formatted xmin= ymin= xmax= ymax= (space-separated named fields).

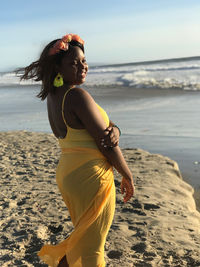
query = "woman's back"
xmin=47 ymin=88 xmax=84 ymax=139
xmin=47 ymin=87 xmax=110 ymax=149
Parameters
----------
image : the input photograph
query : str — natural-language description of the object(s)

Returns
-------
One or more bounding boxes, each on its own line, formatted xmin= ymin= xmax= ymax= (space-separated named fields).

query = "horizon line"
xmin=1 ymin=55 xmax=200 ymax=73
xmin=90 ymin=55 xmax=200 ymax=68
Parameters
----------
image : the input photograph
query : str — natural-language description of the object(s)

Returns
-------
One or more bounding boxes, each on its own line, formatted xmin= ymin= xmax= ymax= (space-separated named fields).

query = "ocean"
xmin=0 ymin=56 xmax=200 ymax=189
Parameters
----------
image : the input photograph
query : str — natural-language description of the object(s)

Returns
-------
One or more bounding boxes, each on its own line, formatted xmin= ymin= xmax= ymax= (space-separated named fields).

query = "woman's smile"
xmin=60 ymin=46 xmax=88 ymax=86
xmin=78 ymin=71 xmax=87 ymax=78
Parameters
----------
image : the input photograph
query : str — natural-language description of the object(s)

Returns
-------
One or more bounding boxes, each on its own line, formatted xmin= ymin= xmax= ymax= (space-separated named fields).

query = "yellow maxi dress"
xmin=38 ymin=89 xmax=116 ymax=267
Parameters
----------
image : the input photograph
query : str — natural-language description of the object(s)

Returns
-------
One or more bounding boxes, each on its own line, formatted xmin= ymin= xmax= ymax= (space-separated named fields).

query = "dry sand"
xmin=0 ymin=131 xmax=200 ymax=267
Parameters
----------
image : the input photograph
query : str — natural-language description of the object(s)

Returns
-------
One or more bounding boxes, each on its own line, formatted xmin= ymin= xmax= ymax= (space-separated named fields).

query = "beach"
xmin=0 ymin=85 xmax=200 ymax=192
xmin=1 ymin=57 xmax=200 ymax=266
xmin=0 ymin=131 xmax=200 ymax=267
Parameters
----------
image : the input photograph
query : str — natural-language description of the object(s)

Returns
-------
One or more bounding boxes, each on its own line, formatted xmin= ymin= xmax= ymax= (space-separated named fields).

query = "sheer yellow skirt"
xmin=38 ymin=147 xmax=116 ymax=267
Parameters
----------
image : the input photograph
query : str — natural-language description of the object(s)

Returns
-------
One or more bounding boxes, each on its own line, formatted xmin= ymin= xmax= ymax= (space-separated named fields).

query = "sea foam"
xmin=1 ymin=57 xmax=200 ymax=91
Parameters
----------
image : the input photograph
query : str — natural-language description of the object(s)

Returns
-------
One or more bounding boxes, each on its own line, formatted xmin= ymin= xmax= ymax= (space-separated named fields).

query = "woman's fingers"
xmin=124 ymin=187 xmax=133 ymax=202
xmin=101 ymin=127 xmax=119 ymax=147
xmin=106 ymin=126 xmax=112 ymax=132
xmin=125 ymin=188 xmax=134 ymax=202
xmin=120 ymin=178 xmax=134 ymax=203
xmin=124 ymin=190 xmax=133 ymax=202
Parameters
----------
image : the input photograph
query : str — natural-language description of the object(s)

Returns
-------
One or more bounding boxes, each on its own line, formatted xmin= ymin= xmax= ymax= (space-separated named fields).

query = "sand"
xmin=0 ymin=131 xmax=200 ymax=267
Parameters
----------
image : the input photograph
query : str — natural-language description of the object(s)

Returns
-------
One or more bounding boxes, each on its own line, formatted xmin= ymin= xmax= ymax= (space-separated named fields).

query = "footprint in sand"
xmin=129 ymin=226 xmax=146 ymax=238
xmin=131 ymin=242 xmax=146 ymax=253
xmin=122 ymin=208 xmax=146 ymax=216
xmin=130 ymin=199 xmax=142 ymax=209
xmin=110 ymin=224 xmax=120 ymax=230
xmin=107 ymin=250 xmax=123 ymax=259
xmin=48 ymin=224 xmax=63 ymax=234
xmin=143 ymin=203 xmax=160 ymax=210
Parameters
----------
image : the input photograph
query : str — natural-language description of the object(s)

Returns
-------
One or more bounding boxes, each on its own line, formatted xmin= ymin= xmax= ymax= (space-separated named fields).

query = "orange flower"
xmin=72 ymin=34 xmax=84 ymax=45
xmin=62 ymin=34 xmax=72 ymax=43
xmin=59 ymin=41 xmax=68 ymax=50
xmin=49 ymin=33 xmax=84 ymax=55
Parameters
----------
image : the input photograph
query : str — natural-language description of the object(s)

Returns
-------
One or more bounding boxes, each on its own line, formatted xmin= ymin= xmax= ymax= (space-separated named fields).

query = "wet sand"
xmin=0 ymin=131 xmax=200 ymax=266
xmin=120 ymin=134 xmax=200 ymax=207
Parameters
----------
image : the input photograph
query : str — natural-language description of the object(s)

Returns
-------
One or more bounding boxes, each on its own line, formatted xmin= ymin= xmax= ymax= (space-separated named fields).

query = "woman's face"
xmin=59 ymin=46 xmax=88 ymax=86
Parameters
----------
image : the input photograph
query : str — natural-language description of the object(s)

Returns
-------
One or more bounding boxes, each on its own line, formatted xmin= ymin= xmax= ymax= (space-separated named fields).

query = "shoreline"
xmin=119 ymin=134 xmax=200 ymax=207
xmin=0 ymin=131 xmax=200 ymax=266
xmin=85 ymin=84 xmax=200 ymax=99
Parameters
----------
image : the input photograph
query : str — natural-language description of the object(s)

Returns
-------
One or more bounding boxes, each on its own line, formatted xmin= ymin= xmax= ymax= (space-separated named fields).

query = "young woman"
xmin=20 ymin=33 xmax=134 ymax=267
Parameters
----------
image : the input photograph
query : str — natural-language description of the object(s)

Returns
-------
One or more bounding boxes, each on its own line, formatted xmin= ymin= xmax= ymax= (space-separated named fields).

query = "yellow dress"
xmin=38 ymin=89 xmax=116 ymax=267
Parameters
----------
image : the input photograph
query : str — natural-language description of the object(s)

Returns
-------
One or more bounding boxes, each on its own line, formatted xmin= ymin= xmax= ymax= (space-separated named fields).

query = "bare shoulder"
xmin=69 ymin=87 xmax=95 ymax=106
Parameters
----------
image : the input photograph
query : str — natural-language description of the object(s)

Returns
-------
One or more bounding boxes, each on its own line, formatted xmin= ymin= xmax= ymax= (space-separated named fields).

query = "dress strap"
xmin=61 ymin=87 xmax=74 ymax=128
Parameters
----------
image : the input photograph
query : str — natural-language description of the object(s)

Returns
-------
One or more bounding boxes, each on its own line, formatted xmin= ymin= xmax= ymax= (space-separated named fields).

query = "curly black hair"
xmin=18 ymin=39 xmax=84 ymax=100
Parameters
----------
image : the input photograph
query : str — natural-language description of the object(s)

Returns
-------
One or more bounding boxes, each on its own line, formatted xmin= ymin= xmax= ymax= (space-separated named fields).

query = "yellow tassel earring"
xmin=53 ymin=73 xmax=64 ymax=87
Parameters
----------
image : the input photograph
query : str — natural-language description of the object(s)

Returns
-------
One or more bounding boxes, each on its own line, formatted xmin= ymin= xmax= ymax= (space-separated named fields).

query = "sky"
xmin=1 ymin=0 xmax=200 ymax=71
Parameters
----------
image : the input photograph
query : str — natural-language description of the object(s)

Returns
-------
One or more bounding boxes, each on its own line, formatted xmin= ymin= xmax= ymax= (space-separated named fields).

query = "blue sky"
xmin=1 ymin=0 xmax=200 ymax=71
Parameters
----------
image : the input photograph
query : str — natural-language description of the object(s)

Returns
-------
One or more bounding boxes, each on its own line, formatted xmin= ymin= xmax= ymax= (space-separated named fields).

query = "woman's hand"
xmin=101 ymin=126 xmax=120 ymax=148
xmin=120 ymin=177 xmax=135 ymax=203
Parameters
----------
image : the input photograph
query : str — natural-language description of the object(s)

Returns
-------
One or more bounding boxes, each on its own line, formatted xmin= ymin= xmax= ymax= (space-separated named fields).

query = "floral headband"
xmin=49 ymin=34 xmax=84 ymax=56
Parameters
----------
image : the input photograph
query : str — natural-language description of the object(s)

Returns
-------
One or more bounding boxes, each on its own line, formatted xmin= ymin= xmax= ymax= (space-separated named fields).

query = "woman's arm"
xmin=69 ymin=88 xmax=134 ymax=202
xmin=100 ymin=120 xmax=120 ymax=148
